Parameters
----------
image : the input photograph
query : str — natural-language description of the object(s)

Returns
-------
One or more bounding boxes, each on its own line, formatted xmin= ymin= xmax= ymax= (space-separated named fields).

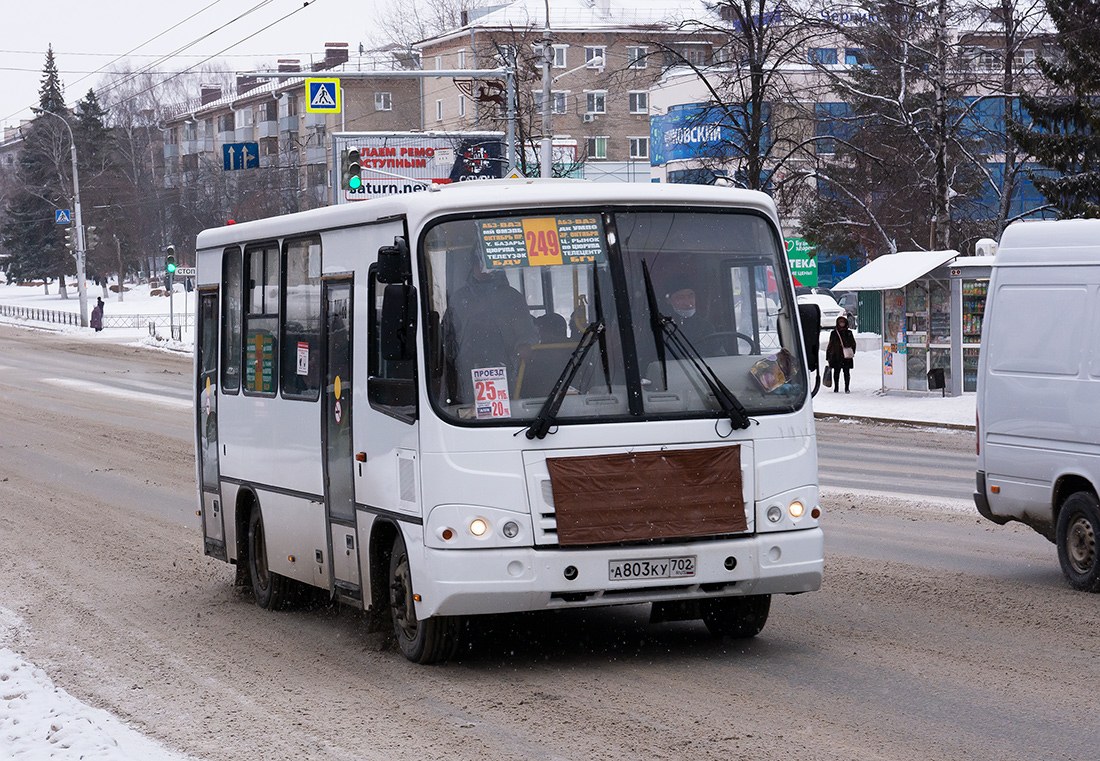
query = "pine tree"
xmin=1012 ymin=0 xmax=1100 ymax=218
xmin=0 ymin=47 xmax=72 ymax=287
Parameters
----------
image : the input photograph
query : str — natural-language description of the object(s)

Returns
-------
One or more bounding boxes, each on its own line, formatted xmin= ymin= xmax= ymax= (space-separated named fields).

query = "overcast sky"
xmin=0 ymin=0 xmax=387 ymax=131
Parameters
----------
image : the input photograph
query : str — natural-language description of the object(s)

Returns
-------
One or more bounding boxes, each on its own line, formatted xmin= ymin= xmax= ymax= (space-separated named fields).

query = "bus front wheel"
xmin=700 ymin=594 xmax=771 ymax=638
xmin=388 ymin=534 xmax=460 ymax=663
xmin=1057 ymin=492 xmax=1100 ymax=592
xmin=248 ymin=505 xmax=290 ymax=610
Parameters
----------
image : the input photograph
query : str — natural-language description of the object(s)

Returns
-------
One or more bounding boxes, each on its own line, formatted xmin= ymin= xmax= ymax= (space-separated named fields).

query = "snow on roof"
xmin=417 ymin=0 xmax=709 ymax=46
xmin=995 ymin=219 xmax=1100 ymax=265
xmin=833 ymin=249 xmax=959 ymax=292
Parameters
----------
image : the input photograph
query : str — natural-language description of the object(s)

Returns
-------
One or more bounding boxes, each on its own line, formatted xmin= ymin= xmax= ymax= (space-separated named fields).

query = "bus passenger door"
xmin=322 ymin=277 xmax=362 ymax=601
xmin=197 ymin=289 xmax=226 ymax=560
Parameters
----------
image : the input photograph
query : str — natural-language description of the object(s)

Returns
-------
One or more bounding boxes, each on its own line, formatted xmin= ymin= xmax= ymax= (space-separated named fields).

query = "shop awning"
xmin=833 ymin=249 xmax=959 ymax=291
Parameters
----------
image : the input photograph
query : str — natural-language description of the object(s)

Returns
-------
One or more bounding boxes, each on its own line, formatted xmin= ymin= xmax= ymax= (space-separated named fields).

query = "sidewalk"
xmin=811 ymin=333 xmax=975 ymax=430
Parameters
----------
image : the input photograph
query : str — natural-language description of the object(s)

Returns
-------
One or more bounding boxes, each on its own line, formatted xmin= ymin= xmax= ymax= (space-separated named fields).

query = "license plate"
xmin=608 ymin=556 xmax=696 ymax=581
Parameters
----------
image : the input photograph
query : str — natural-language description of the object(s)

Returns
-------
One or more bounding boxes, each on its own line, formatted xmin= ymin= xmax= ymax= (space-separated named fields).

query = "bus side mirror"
xmin=381 ymin=284 xmax=417 ymax=361
xmin=798 ymin=302 xmax=821 ymax=372
xmin=378 ymin=237 xmax=410 ymax=284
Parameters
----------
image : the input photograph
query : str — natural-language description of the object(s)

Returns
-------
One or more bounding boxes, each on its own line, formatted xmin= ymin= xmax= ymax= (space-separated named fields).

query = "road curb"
xmin=814 ymin=411 xmax=976 ymax=432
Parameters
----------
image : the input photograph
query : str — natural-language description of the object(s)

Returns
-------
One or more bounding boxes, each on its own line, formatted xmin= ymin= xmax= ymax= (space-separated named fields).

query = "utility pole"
xmin=40 ymin=110 xmax=89 ymax=327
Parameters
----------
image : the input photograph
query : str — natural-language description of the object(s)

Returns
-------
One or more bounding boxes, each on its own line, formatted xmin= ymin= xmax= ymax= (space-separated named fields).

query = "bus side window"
xmin=243 ymin=241 xmax=280 ymax=396
xmin=221 ymin=246 xmax=242 ymax=394
xmin=280 ymin=236 xmax=322 ymax=400
xmin=368 ymin=266 xmax=417 ymax=421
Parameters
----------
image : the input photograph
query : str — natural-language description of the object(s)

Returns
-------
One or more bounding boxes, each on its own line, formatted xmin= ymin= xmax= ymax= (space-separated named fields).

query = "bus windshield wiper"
xmin=641 ymin=260 xmax=751 ymax=430
xmin=525 ymin=261 xmax=610 ymax=440
xmin=524 ymin=318 xmax=604 ymax=440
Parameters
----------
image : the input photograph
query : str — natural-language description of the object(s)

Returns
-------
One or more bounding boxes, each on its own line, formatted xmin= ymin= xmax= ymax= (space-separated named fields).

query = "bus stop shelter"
xmin=834 ymin=250 xmax=992 ymax=396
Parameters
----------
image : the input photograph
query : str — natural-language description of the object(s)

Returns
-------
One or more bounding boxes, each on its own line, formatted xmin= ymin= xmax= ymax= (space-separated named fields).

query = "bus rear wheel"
xmin=700 ymin=594 xmax=771 ymax=638
xmin=248 ymin=505 xmax=291 ymax=610
xmin=1057 ymin=492 xmax=1100 ymax=592
xmin=388 ymin=534 xmax=460 ymax=663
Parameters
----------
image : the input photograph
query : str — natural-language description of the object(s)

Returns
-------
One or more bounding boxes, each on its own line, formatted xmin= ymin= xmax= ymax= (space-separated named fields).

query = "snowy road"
xmin=1 ymin=324 xmax=1098 ymax=761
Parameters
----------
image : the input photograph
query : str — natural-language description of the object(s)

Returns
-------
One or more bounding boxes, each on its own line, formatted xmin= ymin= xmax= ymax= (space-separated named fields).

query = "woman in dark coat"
xmin=826 ymin=314 xmax=856 ymax=393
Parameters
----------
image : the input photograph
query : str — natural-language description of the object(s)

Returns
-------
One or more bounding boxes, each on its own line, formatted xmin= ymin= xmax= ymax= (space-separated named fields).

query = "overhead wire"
xmin=101 ymin=0 xmax=320 ymax=115
xmin=1 ymin=0 xmax=314 ymax=124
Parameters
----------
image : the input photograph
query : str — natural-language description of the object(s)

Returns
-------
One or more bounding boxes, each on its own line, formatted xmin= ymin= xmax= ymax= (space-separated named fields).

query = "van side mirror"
xmin=798 ymin=302 xmax=821 ymax=372
xmin=377 ymin=237 xmax=410 ymax=284
xmin=381 ymin=284 xmax=417 ymax=361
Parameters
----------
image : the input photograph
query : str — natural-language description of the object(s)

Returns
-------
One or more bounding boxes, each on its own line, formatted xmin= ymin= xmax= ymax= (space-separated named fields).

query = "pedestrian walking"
xmin=90 ymin=297 xmax=104 ymax=332
xmin=826 ymin=314 xmax=856 ymax=393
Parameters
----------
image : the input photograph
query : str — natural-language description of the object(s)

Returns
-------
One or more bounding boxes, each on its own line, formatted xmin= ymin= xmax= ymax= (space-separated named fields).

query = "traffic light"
xmin=341 ymin=148 xmax=362 ymax=191
xmin=166 ymin=245 xmax=177 ymax=275
xmin=85 ymin=226 xmax=98 ymax=250
xmin=63 ymin=226 xmax=74 ymax=250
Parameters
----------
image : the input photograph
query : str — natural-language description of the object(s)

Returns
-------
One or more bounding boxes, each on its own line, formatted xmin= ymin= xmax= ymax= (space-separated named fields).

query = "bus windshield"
xmin=423 ymin=208 xmax=806 ymax=426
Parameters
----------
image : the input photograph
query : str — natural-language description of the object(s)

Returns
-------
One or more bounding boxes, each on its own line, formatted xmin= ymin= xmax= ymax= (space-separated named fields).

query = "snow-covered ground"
xmin=0 ymin=277 xmax=975 ymax=760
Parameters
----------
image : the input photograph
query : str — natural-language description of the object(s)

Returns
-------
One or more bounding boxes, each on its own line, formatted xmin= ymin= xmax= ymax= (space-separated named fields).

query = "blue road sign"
xmin=55 ymin=209 xmax=71 ymax=224
xmin=222 ymin=142 xmax=260 ymax=171
xmin=306 ymin=78 xmax=341 ymax=113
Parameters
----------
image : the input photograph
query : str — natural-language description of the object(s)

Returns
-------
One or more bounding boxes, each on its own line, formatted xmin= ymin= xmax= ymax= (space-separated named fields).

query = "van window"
xmin=988 ymin=285 xmax=1087 ymax=376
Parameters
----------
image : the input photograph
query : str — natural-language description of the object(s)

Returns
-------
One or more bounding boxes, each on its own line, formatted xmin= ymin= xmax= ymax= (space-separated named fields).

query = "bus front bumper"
xmin=416 ymin=527 xmax=823 ymax=619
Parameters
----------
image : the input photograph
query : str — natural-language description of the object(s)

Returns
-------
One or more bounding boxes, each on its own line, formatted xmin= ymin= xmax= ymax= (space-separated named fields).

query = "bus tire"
xmin=701 ymin=594 xmax=771 ymax=638
xmin=248 ymin=504 xmax=290 ymax=610
xmin=1057 ymin=492 xmax=1100 ymax=592
xmin=388 ymin=534 xmax=460 ymax=664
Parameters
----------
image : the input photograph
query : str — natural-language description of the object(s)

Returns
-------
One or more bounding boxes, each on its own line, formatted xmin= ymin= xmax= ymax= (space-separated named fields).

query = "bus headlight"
xmin=767 ymin=505 xmax=783 ymax=523
xmin=425 ymin=505 xmax=532 ymax=549
xmin=788 ymin=500 xmax=805 ymax=519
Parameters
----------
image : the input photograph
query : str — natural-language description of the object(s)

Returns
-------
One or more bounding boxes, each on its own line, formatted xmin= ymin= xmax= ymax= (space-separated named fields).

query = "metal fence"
xmin=0 ymin=304 xmax=193 ymax=330
xmin=0 ymin=304 xmax=80 ymax=326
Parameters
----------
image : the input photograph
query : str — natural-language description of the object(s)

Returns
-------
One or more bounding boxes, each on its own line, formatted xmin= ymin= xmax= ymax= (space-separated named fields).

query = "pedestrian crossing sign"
xmin=306 ymin=78 xmax=341 ymax=113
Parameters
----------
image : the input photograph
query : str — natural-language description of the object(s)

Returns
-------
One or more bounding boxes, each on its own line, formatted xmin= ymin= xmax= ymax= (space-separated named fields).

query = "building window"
xmin=458 ymin=49 xmax=467 ymax=69
xmin=627 ymin=46 xmax=648 ymax=68
xmin=218 ymin=113 xmax=234 ymax=133
xmin=585 ymin=46 xmax=606 ymax=68
xmin=809 ymin=47 xmax=838 ymax=65
xmin=435 ymin=99 xmax=443 ymax=121
xmin=459 ymin=96 xmax=466 ymax=117
xmin=845 ymin=48 xmax=866 ymax=66
xmin=498 ymin=45 xmax=516 ymax=66
xmin=375 ymin=91 xmax=392 ymax=111
xmin=586 ymin=136 xmax=608 ymax=159
xmin=552 ymin=91 xmax=568 ymax=115
xmin=681 ymin=45 xmax=708 ymax=66
xmin=628 ymin=91 xmax=648 ymax=114
xmin=553 ymin=44 xmax=568 ymax=68
xmin=629 ymin=137 xmax=649 ymax=159
xmin=435 ymin=55 xmax=443 ymax=70
xmin=585 ymin=91 xmax=606 ymax=114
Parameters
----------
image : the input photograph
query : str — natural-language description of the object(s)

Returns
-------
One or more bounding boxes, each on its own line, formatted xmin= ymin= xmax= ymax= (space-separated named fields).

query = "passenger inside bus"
xmin=441 ymin=244 xmax=539 ymax=404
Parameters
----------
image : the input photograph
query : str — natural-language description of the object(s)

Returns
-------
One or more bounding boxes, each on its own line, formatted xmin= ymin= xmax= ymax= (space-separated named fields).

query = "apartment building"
xmin=415 ymin=0 xmax=716 ymax=181
xmin=161 ymin=43 xmax=421 ymax=213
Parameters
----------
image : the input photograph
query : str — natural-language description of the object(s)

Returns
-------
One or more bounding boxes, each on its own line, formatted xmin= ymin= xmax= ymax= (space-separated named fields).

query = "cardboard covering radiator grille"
xmin=545 ymin=446 xmax=746 ymax=546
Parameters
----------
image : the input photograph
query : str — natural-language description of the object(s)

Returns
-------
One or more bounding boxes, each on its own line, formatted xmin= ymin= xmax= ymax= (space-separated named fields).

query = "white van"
xmin=975 ymin=218 xmax=1100 ymax=591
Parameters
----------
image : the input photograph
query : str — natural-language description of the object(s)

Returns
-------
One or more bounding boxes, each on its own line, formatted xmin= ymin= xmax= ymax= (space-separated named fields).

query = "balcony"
xmin=257 ymin=120 xmax=278 ymax=139
xmin=280 ymin=115 xmax=299 ymax=133
xmin=305 ymin=145 xmax=328 ymax=165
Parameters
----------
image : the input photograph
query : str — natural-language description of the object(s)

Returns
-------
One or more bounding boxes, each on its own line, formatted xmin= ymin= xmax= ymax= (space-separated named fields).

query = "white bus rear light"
xmin=470 ymin=519 xmax=488 ymax=537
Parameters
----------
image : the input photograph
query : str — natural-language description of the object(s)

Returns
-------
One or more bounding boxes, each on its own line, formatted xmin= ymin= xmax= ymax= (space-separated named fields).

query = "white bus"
xmin=194 ymin=180 xmax=824 ymax=662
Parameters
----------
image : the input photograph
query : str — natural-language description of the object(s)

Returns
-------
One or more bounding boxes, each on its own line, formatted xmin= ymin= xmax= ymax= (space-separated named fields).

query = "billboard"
xmin=784 ymin=237 xmax=818 ymax=287
xmin=333 ymin=131 xmax=506 ymax=203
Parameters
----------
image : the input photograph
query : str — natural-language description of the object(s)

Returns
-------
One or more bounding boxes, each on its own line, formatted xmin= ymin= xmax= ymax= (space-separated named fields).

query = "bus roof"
xmin=194 ymin=179 xmax=780 ymax=250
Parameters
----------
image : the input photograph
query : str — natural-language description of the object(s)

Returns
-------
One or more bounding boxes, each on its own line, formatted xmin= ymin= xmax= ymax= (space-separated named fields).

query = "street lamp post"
xmin=39 ymin=110 xmax=89 ymax=328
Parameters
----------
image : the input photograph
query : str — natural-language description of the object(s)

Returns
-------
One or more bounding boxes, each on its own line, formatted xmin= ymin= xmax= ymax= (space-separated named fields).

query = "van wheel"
xmin=700 ymin=594 xmax=771 ymax=638
xmin=1057 ymin=492 xmax=1100 ymax=592
xmin=248 ymin=505 xmax=290 ymax=609
xmin=388 ymin=534 xmax=460 ymax=663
